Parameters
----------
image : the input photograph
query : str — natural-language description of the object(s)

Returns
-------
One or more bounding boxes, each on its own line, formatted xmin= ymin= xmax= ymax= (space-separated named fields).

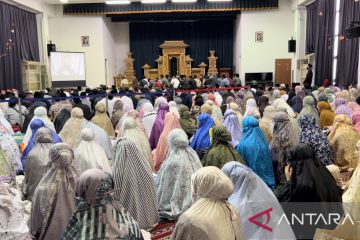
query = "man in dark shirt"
xmin=73 ymin=97 xmax=92 ymax=120
xmin=303 ymin=64 xmax=313 ymax=89
xmin=188 ymin=76 xmax=197 ymax=90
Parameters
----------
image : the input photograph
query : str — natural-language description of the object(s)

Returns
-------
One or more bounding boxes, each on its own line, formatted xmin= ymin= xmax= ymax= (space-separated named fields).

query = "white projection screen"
xmin=50 ymin=52 xmax=86 ymax=88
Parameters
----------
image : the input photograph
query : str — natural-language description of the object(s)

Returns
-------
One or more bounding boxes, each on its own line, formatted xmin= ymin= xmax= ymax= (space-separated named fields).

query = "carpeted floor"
xmin=151 ymin=221 xmax=176 ymax=240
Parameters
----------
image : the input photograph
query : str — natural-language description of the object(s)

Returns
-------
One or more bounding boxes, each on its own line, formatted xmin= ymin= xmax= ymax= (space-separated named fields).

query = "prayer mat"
xmin=151 ymin=220 xmax=176 ymax=240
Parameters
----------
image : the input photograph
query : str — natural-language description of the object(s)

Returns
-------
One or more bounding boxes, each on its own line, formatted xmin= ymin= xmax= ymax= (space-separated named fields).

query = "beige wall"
xmin=239 ymin=0 xmax=295 ymax=83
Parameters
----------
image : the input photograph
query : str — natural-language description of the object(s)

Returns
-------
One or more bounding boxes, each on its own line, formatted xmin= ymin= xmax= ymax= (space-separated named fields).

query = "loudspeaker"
xmin=288 ymin=39 xmax=296 ymax=53
xmin=47 ymin=42 xmax=56 ymax=56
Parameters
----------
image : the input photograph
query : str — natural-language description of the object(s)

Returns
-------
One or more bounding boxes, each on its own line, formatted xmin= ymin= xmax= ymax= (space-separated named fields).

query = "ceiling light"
xmin=141 ymin=0 xmax=166 ymax=3
xmin=207 ymin=0 xmax=232 ymax=2
xmin=172 ymin=0 xmax=196 ymax=2
xmin=106 ymin=0 xmax=131 ymax=4
xmin=60 ymin=0 xmax=68 ymax=3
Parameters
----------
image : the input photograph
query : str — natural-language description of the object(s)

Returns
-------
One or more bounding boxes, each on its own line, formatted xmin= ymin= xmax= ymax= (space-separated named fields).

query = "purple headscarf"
xmin=149 ymin=103 xmax=169 ymax=149
xmin=335 ymin=98 xmax=352 ymax=119
xmin=223 ymin=109 xmax=242 ymax=147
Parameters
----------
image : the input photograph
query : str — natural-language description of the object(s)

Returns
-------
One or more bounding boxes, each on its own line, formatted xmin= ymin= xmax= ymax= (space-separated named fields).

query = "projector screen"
xmin=50 ymin=52 xmax=86 ymax=87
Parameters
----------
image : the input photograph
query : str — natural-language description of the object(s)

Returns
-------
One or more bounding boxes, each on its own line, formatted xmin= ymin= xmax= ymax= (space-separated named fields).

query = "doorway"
xmin=170 ymin=57 xmax=178 ymax=77
xmin=275 ymin=59 xmax=292 ymax=86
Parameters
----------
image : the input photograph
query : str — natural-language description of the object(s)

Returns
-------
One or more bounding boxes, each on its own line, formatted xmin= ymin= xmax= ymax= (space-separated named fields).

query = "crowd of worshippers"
xmin=1 ymin=82 xmax=360 ymax=240
xmin=139 ymin=74 xmax=242 ymax=89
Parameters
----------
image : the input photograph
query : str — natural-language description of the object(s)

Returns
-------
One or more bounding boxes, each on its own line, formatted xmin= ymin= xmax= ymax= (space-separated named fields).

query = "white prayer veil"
xmin=222 ymin=162 xmax=295 ymax=240
xmin=74 ymin=128 xmax=110 ymax=175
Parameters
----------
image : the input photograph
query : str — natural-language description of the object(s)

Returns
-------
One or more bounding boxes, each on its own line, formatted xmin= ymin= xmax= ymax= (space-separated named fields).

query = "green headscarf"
xmin=202 ymin=126 xmax=244 ymax=168
xmin=179 ymin=106 xmax=197 ymax=138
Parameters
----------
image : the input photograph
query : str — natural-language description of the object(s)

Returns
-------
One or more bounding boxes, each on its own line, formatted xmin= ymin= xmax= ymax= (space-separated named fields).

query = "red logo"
xmin=248 ymin=208 xmax=273 ymax=232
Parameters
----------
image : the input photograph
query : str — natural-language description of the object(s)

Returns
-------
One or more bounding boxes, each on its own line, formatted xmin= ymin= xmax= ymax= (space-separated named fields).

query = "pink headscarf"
xmin=207 ymin=93 xmax=219 ymax=107
xmin=348 ymin=102 xmax=360 ymax=111
xmin=352 ymin=111 xmax=360 ymax=134
xmin=153 ymin=112 xmax=181 ymax=172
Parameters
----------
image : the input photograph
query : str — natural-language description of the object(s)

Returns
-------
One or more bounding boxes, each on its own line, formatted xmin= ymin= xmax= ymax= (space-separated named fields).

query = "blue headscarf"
xmin=236 ymin=116 xmax=275 ymax=188
xmin=190 ymin=113 xmax=214 ymax=151
xmin=21 ymin=119 xmax=62 ymax=167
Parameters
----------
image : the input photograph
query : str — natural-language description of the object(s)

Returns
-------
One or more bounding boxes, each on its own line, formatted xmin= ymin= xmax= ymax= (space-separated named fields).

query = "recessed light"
xmin=60 ymin=0 xmax=69 ymax=3
xmin=172 ymin=0 xmax=196 ymax=2
xmin=207 ymin=0 xmax=232 ymax=2
xmin=106 ymin=0 xmax=131 ymax=4
xmin=141 ymin=0 xmax=166 ymax=4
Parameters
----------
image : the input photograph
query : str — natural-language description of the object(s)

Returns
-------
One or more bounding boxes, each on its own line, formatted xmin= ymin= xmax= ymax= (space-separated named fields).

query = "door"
xmin=275 ymin=59 xmax=292 ymax=86
xmin=170 ymin=57 xmax=178 ymax=77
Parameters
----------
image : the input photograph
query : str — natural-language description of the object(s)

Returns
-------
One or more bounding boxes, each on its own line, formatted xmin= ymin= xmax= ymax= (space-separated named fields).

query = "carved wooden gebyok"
xmin=140 ymin=41 xmax=213 ymax=79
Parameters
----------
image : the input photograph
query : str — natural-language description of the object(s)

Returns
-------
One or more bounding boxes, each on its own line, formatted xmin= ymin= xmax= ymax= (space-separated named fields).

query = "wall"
xmin=114 ymin=23 xmax=130 ymax=75
xmin=48 ymin=13 xmax=107 ymax=87
xmin=102 ymin=17 xmax=117 ymax=86
xmin=233 ymin=14 xmax=241 ymax=74
xmin=240 ymin=0 xmax=295 ymax=84
xmin=48 ymin=9 xmax=130 ymax=87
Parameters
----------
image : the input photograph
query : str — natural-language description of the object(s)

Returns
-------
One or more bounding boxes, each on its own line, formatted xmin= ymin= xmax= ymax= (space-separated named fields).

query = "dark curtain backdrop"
xmin=129 ymin=20 xmax=234 ymax=78
xmin=314 ymin=0 xmax=335 ymax=86
xmin=336 ymin=0 xmax=360 ymax=87
xmin=305 ymin=2 xmax=318 ymax=54
xmin=0 ymin=2 xmax=39 ymax=90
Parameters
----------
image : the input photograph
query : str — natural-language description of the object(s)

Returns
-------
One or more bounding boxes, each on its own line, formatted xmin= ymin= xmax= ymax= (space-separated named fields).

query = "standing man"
xmin=303 ymin=64 xmax=313 ymax=89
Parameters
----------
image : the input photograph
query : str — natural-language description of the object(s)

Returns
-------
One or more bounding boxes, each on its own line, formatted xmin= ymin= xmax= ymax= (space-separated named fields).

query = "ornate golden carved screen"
xmin=141 ymin=41 xmax=212 ymax=79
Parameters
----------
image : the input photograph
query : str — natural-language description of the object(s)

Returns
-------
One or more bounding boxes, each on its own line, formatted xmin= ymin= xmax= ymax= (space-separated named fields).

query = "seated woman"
xmin=328 ymin=114 xmax=360 ymax=171
xmin=318 ymin=101 xmax=335 ymax=129
xmin=236 ymin=116 xmax=275 ymax=188
xmin=62 ymin=169 xmax=144 ymax=240
xmin=276 ymin=144 xmax=343 ymax=239
xmin=190 ymin=113 xmax=215 ymax=158
xmin=122 ymin=117 xmax=153 ymax=171
xmin=153 ymin=112 xmax=181 ymax=172
xmin=30 ymin=143 xmax=78 ymax=240
xmin=203 ymin=126 xmax=244 ymax=168
xmin=21 ymin=119 xmax=62 ymax=167
xmin=273 ymin=98 xmax=300 ymax=141
xmin=259 ymin=105 xmax=276 ymax=143
xmin=244 ymin=98 xmax=260 ymax=119
xmin=314 ymin=141 xmax=360 ymax=239
xmin=24 ymin=128 xmax=54 ymax=200
xmin=223 ymin=109 xmax=242 ymax=147
xmin=23 ymin=106 xmax=56 ymax=147
xmin=335 ymin=98 xmax=352 ymax=119
xmin=91 ymin=102 xmax=115 ymax=137
xmin=270 ymin=112 xmax=297 ymax=185
xmin=156 ymin=129 xmax=202 ymax=220
xmin=111 ymin=100 xmax=124 ymax=129
xmin=299 ymin=96 xmax=320 ymax=127
xmin=59 ymin=107 xmax=86 ymax=148
xmin=141 ymin=102 xmax=157 ymax=138
xmin=0 ymin=182 xmax=31 ymax=240
xmin=112 ymin=138 xmax=159 ymax=230
xmin=60 ymin=108 xmax=113 ymax=159
xmin=299 ymin=114 xmax=334 ymax=166
xmin=222 ymin=161 xmax=295 ymax=240
xmin=178 ymin=105 xmax=197 ymax=139
xmin=171 ymin=166 xmax=243 ymax=240
xmin=149 ymin=103 xmax=169 ymax=150
xmin=74 ymin=128 xmax=110 ymax=175
xmin=0 ymin=127 xmax=22 ymax=174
